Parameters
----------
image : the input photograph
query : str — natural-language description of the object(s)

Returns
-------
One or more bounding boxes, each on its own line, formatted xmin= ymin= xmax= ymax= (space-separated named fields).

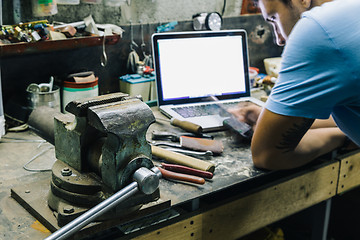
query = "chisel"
xmin=151 ymin=130 xmax=213 ymax=142
xmin=170 ymin=118 xmax=203 ymax=134
xmin=151 ymin=145 xmax=215 ymax=173
xmin=152 ymin=136 xmax=223 ymax=155
xmin=156 ymin=117 xmax=203 ymax=134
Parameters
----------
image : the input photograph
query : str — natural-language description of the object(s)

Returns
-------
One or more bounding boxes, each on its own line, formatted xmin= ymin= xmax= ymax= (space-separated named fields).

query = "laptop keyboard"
xmin=171 ymin=102 xmax=239 ymax=118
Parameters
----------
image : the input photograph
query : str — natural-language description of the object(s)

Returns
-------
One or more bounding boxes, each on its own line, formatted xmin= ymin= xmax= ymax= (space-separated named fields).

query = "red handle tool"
xmin=157 ymin=167 xmax=205 ymax=185
xmin=161 ymin=163 xmax=213 ymax=179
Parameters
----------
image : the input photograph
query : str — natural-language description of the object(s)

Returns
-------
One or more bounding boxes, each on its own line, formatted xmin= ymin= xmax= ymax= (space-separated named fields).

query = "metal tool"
xmin=160 ymin=162 xmax=213 ymax=179
xmin=100 ymin=34 xmax=108 ymax=67
xmin=45 ymin=166 xmax=161 ymax=240
xmin=127 ymin=21 xmax=139 ymax=73
xmin=151 ymin=130 xmax=213 ymax=142
xmin=139 ymin=21 xmax=153 ymax=69
xmin=152 ymin=141 xmax=213 ymax=154
xmin=151 ymin=145 xmax=215 ymax=173
xmin=151 ymin=135 xmax=223 ymax=155
xmin=161 ymin=147 xmax=213 ymax=157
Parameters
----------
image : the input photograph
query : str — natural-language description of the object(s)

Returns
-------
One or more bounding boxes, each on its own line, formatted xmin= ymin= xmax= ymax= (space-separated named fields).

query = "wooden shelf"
xmin=0 ymin=34 xmax=121 ymax=57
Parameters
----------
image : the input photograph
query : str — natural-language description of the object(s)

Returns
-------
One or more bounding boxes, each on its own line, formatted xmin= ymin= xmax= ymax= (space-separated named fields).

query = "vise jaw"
xmin=54 ymin=92 xmax=156 ymax=192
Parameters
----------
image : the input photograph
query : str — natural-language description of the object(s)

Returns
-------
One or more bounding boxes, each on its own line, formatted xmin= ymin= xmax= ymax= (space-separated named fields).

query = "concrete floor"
xmin=0 ymin=130 xmax=54 ymax=239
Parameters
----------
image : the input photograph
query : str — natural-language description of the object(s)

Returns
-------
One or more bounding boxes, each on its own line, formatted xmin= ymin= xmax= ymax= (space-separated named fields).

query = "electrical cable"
xmin=23 ymin=145 xmax=54 ymax=172
xmin=221 ymin=0 xmax=227 ymax=16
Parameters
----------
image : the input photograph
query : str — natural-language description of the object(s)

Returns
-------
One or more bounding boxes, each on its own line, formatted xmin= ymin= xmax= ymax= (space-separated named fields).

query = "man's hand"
xmin=228 ymin=102 xmax=262 ymax=129
xmin=228 ymin=102 xmax=353 ymax=170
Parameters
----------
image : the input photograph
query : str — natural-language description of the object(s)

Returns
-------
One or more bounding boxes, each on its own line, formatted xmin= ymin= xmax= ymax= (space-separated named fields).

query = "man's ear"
xmin=301 ymin=0 xmax=312 ymax=9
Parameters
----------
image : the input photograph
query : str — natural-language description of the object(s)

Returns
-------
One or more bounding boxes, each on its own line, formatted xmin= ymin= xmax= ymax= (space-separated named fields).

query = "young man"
xmin=229 ymin=0 xmax=360 ymax=170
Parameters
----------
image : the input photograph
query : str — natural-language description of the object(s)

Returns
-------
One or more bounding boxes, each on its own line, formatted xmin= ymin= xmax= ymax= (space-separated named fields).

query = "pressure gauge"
xmin=193 ymin=12 xmax=223 ymax=31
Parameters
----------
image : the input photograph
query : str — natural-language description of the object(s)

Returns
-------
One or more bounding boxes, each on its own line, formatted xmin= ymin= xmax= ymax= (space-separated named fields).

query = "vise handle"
xmin=44 ymin=167 xmax=160 ymax=240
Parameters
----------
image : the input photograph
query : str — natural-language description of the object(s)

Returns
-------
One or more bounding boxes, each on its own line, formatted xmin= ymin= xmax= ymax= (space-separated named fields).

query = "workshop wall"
xmin=0 ymin=0 xmax=283 ymax=125
xmin=2 ymin=0 xmax=242 ymax=25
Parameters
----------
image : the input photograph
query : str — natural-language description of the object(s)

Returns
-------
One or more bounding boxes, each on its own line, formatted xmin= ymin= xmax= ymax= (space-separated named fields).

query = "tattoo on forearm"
xmin=276 ymin=118 xmax=314 ymax=153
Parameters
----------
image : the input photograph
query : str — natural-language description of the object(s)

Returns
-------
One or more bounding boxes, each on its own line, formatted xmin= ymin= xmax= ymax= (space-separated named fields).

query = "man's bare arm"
xmin=251 ymin=109 xmax=346 ymax=170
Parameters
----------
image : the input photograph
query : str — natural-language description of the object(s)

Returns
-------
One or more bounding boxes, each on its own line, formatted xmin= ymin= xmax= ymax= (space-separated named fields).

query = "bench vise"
xmin=48 ymin=93 xmax=158 ymax=226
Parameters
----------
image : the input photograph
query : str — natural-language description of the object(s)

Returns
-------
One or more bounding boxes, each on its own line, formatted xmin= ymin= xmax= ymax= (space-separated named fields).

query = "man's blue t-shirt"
xmin=265 ymin=0 xmax=360 ymax=145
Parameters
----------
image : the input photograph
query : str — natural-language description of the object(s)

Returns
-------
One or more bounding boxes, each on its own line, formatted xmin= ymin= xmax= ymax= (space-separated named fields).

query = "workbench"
xmin=0 ymin=106 xmax=359 ymax=240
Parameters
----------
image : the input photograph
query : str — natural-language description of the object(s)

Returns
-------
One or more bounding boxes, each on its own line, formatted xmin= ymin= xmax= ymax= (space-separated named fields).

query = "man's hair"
xmin=253 ymin=0 xmax=292 ymax=5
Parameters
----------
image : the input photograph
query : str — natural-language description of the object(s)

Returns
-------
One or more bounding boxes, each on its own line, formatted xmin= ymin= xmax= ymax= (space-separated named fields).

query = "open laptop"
xmin=151 ymin=29 xmax=264 ymax=132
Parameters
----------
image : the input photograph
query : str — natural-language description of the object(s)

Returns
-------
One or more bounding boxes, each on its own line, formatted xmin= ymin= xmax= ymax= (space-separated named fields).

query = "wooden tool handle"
xmin=151 ymin=145 xmax=215 ymax=173
xmin=158 ymin=167 xmax=205 ymax=184
xmin=170 ymin=118 xmax=203 ymax=134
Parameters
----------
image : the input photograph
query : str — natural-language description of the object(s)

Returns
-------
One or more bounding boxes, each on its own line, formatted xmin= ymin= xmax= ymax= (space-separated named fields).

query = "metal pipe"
xmin=0 ymin=0 xmax=2 ymax=26
xmin=0 ymin=0 xmax=5 ymax=139
xmin=44 ymin=181 xmax=139 ymax=240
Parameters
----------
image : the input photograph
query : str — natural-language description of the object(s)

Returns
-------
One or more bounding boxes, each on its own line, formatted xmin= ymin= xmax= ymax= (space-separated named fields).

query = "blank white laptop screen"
xmin=156 ymin=34 xmax=247 ymax=101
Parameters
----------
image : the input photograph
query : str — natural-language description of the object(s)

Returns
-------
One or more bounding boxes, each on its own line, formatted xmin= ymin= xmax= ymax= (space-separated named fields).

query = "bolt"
xmin=63 ymin=206 xmax=74 ymax=214
xmin=61 ymin=167 xmax=72 ymax=176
